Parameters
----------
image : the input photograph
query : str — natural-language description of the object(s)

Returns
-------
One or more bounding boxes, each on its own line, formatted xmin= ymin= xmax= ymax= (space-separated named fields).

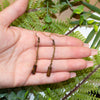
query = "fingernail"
xmin=91 ymin=49 xmax=98 ymax=56
xmin=84 ymin=43 xmax=89 ymax=47
xmin=70 ymin=72 xmax=76 ymax=78
xmin=86 ymin=61 xmax=93 ymax=68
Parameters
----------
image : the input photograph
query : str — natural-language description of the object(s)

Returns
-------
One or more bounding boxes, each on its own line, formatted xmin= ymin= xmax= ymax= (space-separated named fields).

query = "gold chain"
xmin=47 ymin=39 xmax=55 ymax=77
xmin=32 ymin=34 xmax=40 ymax=74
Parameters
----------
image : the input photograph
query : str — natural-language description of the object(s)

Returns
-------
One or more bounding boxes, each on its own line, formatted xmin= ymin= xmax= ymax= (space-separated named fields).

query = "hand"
xmin=0 ymin=0 xmax=97 ymax=89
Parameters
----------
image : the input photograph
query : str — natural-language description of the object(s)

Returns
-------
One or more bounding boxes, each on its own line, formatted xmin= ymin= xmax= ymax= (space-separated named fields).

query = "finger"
xmin=34 ymin=31 xmax=85 ymax=47
xmin=36 ymin=60 xmax=93 ymax=72
xmin=24 ymin=72 xmax=76 ymax=85
xmin=38 ymin=47 xmax=97 ymax=59
xmin=0 ymin=0 xmax=28 ymax=27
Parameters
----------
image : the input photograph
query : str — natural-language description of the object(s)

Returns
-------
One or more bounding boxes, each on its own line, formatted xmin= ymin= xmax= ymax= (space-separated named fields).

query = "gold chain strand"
xmin=32 ymin=36 xmax=40 ymax=74
xmin=47 ymin=39 xmax=55 ymax=77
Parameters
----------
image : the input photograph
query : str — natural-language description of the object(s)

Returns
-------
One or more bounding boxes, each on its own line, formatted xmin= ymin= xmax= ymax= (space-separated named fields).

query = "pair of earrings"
xmin=32 ymin=34 xmax=55 ymax=77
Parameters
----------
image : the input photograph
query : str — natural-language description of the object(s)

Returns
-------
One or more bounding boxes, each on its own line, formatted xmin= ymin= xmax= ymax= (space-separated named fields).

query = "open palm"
xmin=0 ymin=0 xmax=97 ymax=89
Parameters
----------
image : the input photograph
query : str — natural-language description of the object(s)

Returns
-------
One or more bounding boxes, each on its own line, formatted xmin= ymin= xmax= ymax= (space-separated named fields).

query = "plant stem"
xmin=62 ymin=64 xmax=100 ymax=100
xmin=66 ymin=0 xmax=73 ymax=11
xmin=65 ymin=25 xmax=79 ymax=35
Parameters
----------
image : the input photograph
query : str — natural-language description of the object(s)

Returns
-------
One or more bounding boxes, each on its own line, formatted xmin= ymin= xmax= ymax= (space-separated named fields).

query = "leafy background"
xmin=0 ymin=0 xmax=100 ymax=100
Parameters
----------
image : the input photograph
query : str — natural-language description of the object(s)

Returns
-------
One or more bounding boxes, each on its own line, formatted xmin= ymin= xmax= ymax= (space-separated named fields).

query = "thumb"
xmin=0 ymin=0 xmax=29 ymax=27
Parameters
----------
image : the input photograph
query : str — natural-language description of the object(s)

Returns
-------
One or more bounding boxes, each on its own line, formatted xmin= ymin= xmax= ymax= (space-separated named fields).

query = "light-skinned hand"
xmin=0 ymin=0 xmax=97 ymax=89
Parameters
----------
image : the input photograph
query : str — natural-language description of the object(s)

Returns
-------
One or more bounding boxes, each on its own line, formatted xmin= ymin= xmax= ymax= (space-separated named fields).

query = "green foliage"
xmin=90 ymin=13 xmax=100 ymax=21
xmin=0 ymin=5 xmax=2 ymax=11
xmin=93 ymin=24 xmax=99 ymax=32
xmin=44 ymin=15 xmax=52 ymax=23
xmin=0 ymin=0 xmax=100 ymax=100
xmin=91 ymin=29 xmax=100 ymax=48
xmin=69 ymin=31 xmax=86 ymax=42
xmin=81 ymin=1 xmax=100 ymax=14
xmin=73 ymin=5 xmax=84 ymax=14
xmin=87 ymin=20 xmax=94 ymax=24
xmin=2 ymin=0 xmax=10 ymax=9
xmin=0 ymin=89 xmax=29 ymax=100
xmin=85 ymin=29 xmax=95 ymax=43
xmin=85 ymin=0 xmax=90 ymax=3
xmin=71 ymin=1 xmax=100 ymax=49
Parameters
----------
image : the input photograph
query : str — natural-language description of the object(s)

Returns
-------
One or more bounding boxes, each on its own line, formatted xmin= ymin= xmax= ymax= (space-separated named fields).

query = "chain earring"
xmin=32 ymin=34 xmax=40 ymax=74
xmin=47 ymin=39 xmax=55 ymax=77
